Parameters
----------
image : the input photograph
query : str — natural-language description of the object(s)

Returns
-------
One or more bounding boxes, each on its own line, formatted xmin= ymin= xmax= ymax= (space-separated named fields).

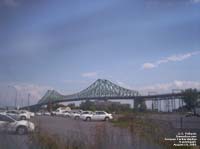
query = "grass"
xmin=111 ymin=112 xmax=197 ymax=149
xmin=27 ymin=113 xmax=199 ymax=149
xmin=28 ymin=118 xmax=158 ymax=149
xmin=29 ymin=131 xmax=87 ymax=149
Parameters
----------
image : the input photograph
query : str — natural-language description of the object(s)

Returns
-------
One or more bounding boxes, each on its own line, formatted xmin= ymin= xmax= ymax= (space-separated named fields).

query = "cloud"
xmin=113 ymin=80 xmax=200 ymax=95
xmin=13 ymin=83 xmax=53 ymax=100
xmin=2 ymin=0 xmax=18 ymax=7
xmin=81 ymin=72 xmax=98 ymax=78
xmin=191 ymin=0 xmax=200 ymax=3
xmin=142 ymin=51 xmax=200 ymax=69
xmin=0 ymin=83 xmax=53 ymax=107
xmin=135 ymin=80 xmax=200 ymax=94
xmin=142 ymin=63 xmax=156 ymax=69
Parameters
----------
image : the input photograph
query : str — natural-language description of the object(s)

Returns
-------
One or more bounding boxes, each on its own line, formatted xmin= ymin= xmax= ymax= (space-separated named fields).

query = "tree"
xmin=139 ymin=100 xmax=147 ymax=112
xmin=50 ymin=103 xmax=65 ymax=111
xmin=182 ymin=88 xmax=199 ymax=115
xmin=134 ymin=99 xmax=147 ymax=112
xmin=80 ymin=100 xmax=96 ymax=111
xmin=67 ymin=103 xmax=76 ymax=109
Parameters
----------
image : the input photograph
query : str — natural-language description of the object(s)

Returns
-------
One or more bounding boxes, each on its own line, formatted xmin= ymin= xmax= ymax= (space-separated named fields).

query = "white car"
xmin=35 ymin=112 xmax=42 ymax=116
xmin=62 ymin=111 xmax=70 ymax=117
xmin=52 ymin=109 xmax=65 ymax=116
xmin=0 ymin=114 xmax=35 ymax=135
xmin=69 ymin=112 xmax=81 ymax=120
xmin=5 ymin=110 xmax=30 ymax=120
xmin=80 ymin=111 xmax=113 ymax=121
xmin=29 ymin=111 xmax=35 ymax=117
xmin=19 ymin=110 xmax=34 ymax=118
xmin=80 ymin=111 xmax=93 ymax=119
xmin=43 ymin=112 xmax=51 ymax=116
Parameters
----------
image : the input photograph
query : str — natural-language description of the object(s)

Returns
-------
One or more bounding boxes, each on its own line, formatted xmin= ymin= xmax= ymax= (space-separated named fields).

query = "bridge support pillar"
xmin=158 ymin=99 xmax=161 ymax=112
xmin=164 ymin=99 xmax=169 ymax=112
xmin=171 ymin=97 xmax=176 ymax=112
xmin=134 ymin=99 xmax=138 ymax=110
xmin=134 ymin=99 xmax=146 ymax=112
xmin=178 ymin=98 xmax=184 ymax=112
xmin=152 ymin=99 xmax=158 ymax=112
xmin=47 ymin=102 xmax=53 ymax=112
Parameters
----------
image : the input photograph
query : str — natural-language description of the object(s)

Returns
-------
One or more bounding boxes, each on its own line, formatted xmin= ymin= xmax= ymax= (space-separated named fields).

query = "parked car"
xmin=80 ymin=111 xmax=93 ymax=120
xmin=0 ymin=111 xmax=5 ymax=114
xmin=185 ymin=108 xmax=200 ymax=117
xmin=0 ymin=113 xmax=35 ymax=135
xmin=5 ymin=110 xmax=30 ymax=120
xmin=30 ymin=112 xmax=35 ymax=117
xmin=43 ymin=112 xmax=51 ymax=116
xmin=35 ymin=112 xmax=42 ymax=116
xmin=52 ymin=109 xmax=65 ymax=116
xmin=69 ymin=111 xmax=81 ymax=120
xmin=19 ymin=110 xmax=34 ymax=118
xmin=80 ymin=111 xmax=113 ymax=121
xmin=62 ymin=111 xmax=70 ymax=117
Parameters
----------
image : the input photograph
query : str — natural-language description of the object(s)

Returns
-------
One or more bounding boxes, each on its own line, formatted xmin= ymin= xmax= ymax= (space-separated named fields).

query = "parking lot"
xmin=32 ymin=115 xmax=112 ymax=138
xmin=0 ymin=113 xmax=200 ymax=149
xmin=34 ymin=113 xmax=200 ymax=134
xmin=31 ymin=115 xmax=162 ymax=149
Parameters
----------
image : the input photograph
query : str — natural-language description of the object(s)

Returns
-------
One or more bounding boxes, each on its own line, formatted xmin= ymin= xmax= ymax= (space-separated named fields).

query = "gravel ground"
xmin=0 ymin=113 xmax=199 ymax=149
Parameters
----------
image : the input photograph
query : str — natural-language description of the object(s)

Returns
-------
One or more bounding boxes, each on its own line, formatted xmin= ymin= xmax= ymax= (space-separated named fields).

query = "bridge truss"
xmin=38 ymin=79 xmax=139 ymax=105
xmin=24 ymin=79 xmax=194 ymax=112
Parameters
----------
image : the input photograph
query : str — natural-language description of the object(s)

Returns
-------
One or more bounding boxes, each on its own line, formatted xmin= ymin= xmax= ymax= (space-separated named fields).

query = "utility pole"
xmin=28 ymin=93 xmax=30 ymax=111
xmin=15 ymin=90 xmax=18 ymax=109
xmin=8 ymin=85 xmax=17 ymax=109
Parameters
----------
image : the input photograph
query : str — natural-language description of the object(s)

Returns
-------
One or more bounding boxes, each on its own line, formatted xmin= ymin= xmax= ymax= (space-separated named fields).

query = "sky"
xmin=0 ymin=0 xmax=200 ymax=106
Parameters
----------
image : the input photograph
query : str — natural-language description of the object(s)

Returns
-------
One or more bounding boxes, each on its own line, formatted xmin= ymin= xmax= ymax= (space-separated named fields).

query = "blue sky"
xmin=0 ymin=0 xmax=200 ymax=105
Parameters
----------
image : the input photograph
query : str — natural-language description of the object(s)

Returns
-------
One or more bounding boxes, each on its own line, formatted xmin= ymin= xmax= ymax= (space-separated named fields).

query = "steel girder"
xmin=38 ymin=79 xmax=138 ymax=105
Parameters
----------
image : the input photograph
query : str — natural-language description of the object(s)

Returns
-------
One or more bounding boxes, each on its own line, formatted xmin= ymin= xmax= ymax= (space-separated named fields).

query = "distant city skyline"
xmin=0 ymin=0 xmax=200 ymax=106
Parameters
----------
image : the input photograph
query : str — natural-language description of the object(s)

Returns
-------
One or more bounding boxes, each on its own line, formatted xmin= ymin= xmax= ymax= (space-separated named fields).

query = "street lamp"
xmin=28 ymin=93 xmax=30 ymax=106
xmin=8 ymin=85 xmax=17 ymax=108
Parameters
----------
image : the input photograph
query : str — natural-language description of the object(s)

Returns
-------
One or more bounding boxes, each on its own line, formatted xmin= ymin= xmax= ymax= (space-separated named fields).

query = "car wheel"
xmin=105 ymin=117 xmax=109 ymax=121
xmin=75 ymin=116 xmax=80 ymax=120
xmin=20 ymin=116 xmax=26 ymax=120
xmin=16 ymin=126 xmax=27 ymax=135
xmin=86 ymin=117 xmax=91 ymax=121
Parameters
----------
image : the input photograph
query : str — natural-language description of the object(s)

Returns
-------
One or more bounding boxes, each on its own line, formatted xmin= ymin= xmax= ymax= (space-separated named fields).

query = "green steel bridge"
xmin=23 ymin=79 xmax=188 ymax=111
